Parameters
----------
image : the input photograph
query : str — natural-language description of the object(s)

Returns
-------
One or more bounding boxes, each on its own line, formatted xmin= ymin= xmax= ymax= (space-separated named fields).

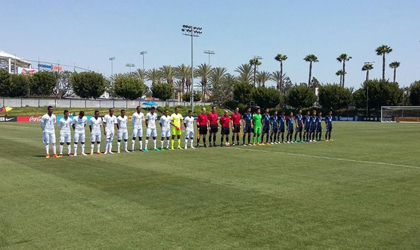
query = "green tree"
xmin=233 ymin=81 xmax=255 ymax=105
xmin=336 ymin=53 xmax=352 ymax=87
xmin=249 ymin=58 xmax=262 ymax=87
xmin=252 ymin=87 xmax=282 ymax=109
xmin=151 ymin=82 xmax=174 ymax=100
xmin=389 ymin=61 xmax=400 ymax=83
xmin=235 ymin=64 xmax=252 ymax=84
xmin=195 ymin=63 xmax=212 ymax=101
xmin=376 ymin=45 xmax=393 ymax=81
xmin=53 ymin=71 xmax=73 ymax=98
xmin=113 ymin=75 xmax=146 ymax=100
xmin=362 ymin=63 xmax=374 ymax=81
xmin=0 ymin=70 xmax=11 ymax=97
xmin=409 ymin=81 xmax=420 ymax=105
xmin=256 ymin=71 xmax=271 ymax=88
xmin=8 ymin=74 xmax=30 ymax=97
xmin=304 ymin=54 xmax=319 ymax=86
xmin=182 ymin=91 xmax=202 ymax=102
xmin=274 ymin=54 xmax=287 ymax=91
xmin=287 ymin=84 xmax=317 ymax=108
xmin=159 ymin=65 xmax=174 ymax=85
xmin=335 ymin=70 xmax=344 ymax=86
xmin=146 ymin=68 xmax=162 ymax=85
xmin=209 ymin=73 xmax=234 ymax=103
xmin=353 ymin=79 xmax=403 ymax=110
xmin=70 ymin=72 xmax=107 ymax=99
xmin=174 ymin=64 xmax=191 ymax=97
xmin=31 ymin=71 xmax=56 ymax=97
xmin=318 ymin=84 xmax=352 ymax=110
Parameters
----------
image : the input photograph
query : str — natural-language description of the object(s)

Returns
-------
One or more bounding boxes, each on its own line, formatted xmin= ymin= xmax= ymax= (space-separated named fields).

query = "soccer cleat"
xmin=266 ymin=143 xmax=270 ymax=145
xmin=125 ymin=150 xmax=131 ymax=153
xmin=191 ymin=146 xmax=195 ymax=149
xmin=109 ymin=151 xmax=114 ymax=154
xmin=52 ymin=154 xmax=58 ymax=158
xmin=104 ymin=151 xmax=108 ymax=155
xmin=154 ymin=148 xmax=160 ymax=152
xmin=184 ymin=146 xmax=188 ymax=150
xmin=59 ymin=154 xmax=63 ymax=157
xmin=204 ymin=144 xmax=207 ymax=148
xmin=97 ymin=152 xmax=102 ymax=155
xmin=170 ymin=147 xmax=174 ymax=150
xmin=45 ymin=154 xmax=50 ymax=159
xmin=68 ymin=154 xmax=73 ymax=157
xmin=330 ymin=139 xmax=334 ymax=142
xmin=177 ymin=146 xmax=182 ymax=150
xmin=74 ymin=153 xmax=78 ymax=157
xmin=90 ymin=152 xmax=94 ymax=156
xmin=81 ymin=152 xmax=87 ymax=156
xmin=144 ymin=149 xmax=149 ymax=152
xmin=117 ymin=150 xmax=121 ymax=154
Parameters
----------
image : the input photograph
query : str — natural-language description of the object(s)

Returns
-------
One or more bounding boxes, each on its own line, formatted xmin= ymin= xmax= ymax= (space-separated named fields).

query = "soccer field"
xmin=0 ymin=122 xmax=419 ymax=250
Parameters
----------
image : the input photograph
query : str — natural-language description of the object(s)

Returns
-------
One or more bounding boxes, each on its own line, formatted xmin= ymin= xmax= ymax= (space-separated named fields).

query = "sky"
xmin=2 ymin=0 xmax=420 ymax=88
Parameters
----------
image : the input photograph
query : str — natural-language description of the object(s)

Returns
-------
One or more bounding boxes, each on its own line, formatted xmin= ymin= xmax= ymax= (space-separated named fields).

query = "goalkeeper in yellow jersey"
xmin=170 ymin=107 xmax=184 ymax=149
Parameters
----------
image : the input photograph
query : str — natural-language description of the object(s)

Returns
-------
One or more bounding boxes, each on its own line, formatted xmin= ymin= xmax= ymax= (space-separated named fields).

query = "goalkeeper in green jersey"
xmin=252 ymin=108 xmax=262 ymax=145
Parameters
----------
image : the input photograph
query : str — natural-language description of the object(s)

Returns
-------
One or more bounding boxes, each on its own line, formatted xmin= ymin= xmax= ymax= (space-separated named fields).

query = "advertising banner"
xmin=17 ymin=116 xmax=42 ymax=122
xmin=0 ymin=116 xmax=17 ymax=122
xmin=38 ymin=64 xmax=52 ymax=71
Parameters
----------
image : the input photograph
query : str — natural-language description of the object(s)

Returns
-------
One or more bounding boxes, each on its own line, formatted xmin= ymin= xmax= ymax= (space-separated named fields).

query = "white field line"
xmin=232 ymin=147 xmax=420 ymax=170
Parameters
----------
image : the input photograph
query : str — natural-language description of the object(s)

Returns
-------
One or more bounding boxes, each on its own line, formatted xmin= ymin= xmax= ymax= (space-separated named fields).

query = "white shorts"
xmin=43 ymin=132 xmax=56 ymax=144
xmin=118 ymin=130 xmax=128 ymax=140
xmin=74 ymin=133 xmax=85 ymax=143
xmin=132 ymin=128 xmax=143 ymax=138
xmin=146 ymin=127 xmax=157 ymax=137
xmin=185 ymin=130 xmax=194 ymax=139
xmin=60 ymin=133 xmax=71 ymax=143
xmin=91 ymin=133 xmax=101 ymax=142
xmin=161 ymin=129 xmax=171 ymax=138
xmin=106 ymin=130 xmax=115 ymax=140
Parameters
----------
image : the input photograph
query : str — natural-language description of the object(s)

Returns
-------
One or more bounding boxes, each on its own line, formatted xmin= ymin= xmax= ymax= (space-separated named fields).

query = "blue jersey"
xmin=271 ymin=115 xmax=278 ymax=128
xmin=316 ymin=116 xmax=322 ymax=128
xmin=262 ymin=113 xmax=270 ymax=128
xmin=287 ymin=117 xmax=295 ymax=127
xmin=243 ymin=113 xmax=252 ymax=125
xmin=304 ymin=115 xmax=311 ymax=128
xmin=325 ymin=115 xmax=333 ymax=129
xmin=310 ymin=116 xmax=317 ymax=128
xmin=295 ymin=114 xmax=303 ymax=127
xmin=279 ymin=116 xmax=285 ymax=128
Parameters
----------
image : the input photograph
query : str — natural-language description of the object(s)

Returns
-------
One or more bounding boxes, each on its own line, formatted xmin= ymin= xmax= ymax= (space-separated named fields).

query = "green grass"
xmin=0 ymin=122 xmax=419 ymax=249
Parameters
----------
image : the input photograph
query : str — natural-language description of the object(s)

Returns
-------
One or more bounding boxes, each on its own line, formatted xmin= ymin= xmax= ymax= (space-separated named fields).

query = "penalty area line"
xmin=232 ymin=147 xmax=420 ymax=170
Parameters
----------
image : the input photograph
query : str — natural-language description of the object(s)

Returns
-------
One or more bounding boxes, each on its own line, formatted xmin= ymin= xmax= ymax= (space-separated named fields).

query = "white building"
xmin=0 ymin=51 xmax=31 ymax=74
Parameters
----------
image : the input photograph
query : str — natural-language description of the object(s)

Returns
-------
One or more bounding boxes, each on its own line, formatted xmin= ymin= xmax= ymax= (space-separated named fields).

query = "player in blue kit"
xmin=294 ymin=109 xmax=303 ymax=143
xmin=270 ymin=111 xmax=279 ymax=144
xmin=316 ymin=111 xmax=323 ymax=141
xmin=309 ymin=110 xmax=317 ymax=142
xmin=242 ymin=107 xmax=253 ymax=146
xmin=261 ymin=108 xmax=271 ymax=145
xmin=303 ymin=110 xmax=311 ymax=142
xmin=286 ymin=112 xmax=294 ymax=143
xmin=325 ymin=110 xmax=333 ymax=141
xmin=278 ymin=111 xmax=286 ymax=143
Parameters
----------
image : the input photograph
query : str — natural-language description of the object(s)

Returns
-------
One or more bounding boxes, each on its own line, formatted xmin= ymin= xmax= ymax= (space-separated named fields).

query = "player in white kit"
xmin=131 ymin=106 xmax=144 ymax=151
xmin=184 ymin=110 xmax=195 ymax=149
xmin=41 ymin=106 xmax=57 ymax=158
xmin=117 ymin=109 xmax=130 ymax=153
xmin=89 ymin=110 xmax=103 ymax=155
xmin=103 ymin=108 xmax=117 ymax=154
xmin=145 ymin=106 xmax=159 ymax=152
xmin=159 ymin=109 xmax=171 ymax=150
xmin=58 ymin=110 xmax=73 ymax=157
xmin=72 ymin=111 xmax=87 ymax=156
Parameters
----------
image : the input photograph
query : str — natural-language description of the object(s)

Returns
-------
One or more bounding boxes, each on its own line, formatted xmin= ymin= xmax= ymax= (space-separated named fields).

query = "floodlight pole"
xmin=204 ymin=50 xmax=215 ymax=65
xmin=109 ymin=57 xmax=115 ymax=76
xmin=140 ymin=51 xmax=147 ymax=70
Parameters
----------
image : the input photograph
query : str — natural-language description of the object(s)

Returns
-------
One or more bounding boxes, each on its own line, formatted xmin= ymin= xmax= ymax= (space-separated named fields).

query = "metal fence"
xmin=0 ymin=97 xmax=213 ymax=108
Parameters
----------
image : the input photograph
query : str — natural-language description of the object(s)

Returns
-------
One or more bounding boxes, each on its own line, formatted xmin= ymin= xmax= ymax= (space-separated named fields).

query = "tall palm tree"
xmin=389 ymin=61 xmax=400 ymax=83
xmin=132 ymin=68 xmax=146 ymax=81
xmin=375 ymin=45 xmax=393 ymax=80
xmin=195 ymin=63 xmax=212 ymax=101
xmin=174 ymin=64 xmax=191 ymax=97
xmin=146 ymin=68 xmax=162 ymax=85
xmin=235 ymin=64 xmax=252 ymax=84
xmin=304 ymin=54 xmax=319 ymax=86
xmin=274 ymin=54 xmax=287 ymax=91
xmin=335 ymin=70 xmax=345 ymax=85
xmin=271 ymin=71 xmax=283 ymax=92
xmin=256 ymin=71 xmax=271 ymax=88
xmin=362 ymin=63 xmax=374 ymax=81
xmin=209 ymin=67 xmax=227 ymax=84
xmin=249 ymin=58 xmax=262 ymax=87
xmin=159 ymin=65 xmax=174 ymax=85
xmin=336 ymin=53 xmax=352 ymax=87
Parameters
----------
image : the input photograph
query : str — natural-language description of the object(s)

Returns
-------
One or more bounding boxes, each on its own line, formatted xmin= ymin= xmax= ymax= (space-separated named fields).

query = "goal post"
xmin=381 ymin=106 xmax=420 ymax=123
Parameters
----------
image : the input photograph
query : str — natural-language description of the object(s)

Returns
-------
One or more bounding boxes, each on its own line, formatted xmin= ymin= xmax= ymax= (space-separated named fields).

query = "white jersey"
xmin=58 ymin=117 xmax=72 ymax=134
xmin=72 ymin=116 xmax=87 ymax=134
xmin=103 ymin=114 xmax=117 ymax=132
xmin=117 ymin=115 xmax=128 ymax=130
xmin=132 ymin=112 xmax=144 ymax=129
xmin=184 ymin=116 xmax=195 ymax=131
xmin=160 ymin=115 xmax=171 ymax=130
xmin=89 ymin=117 xmax=103 ymax=134
xmin=146 ymin=112 xmax=158 ymax=129
xmin=41 ymin=114 xmax=57 ymax=133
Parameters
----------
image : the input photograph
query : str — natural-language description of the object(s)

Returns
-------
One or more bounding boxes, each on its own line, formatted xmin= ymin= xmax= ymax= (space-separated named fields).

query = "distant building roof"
xmin=0 ymin=51 xmax=31 ymax=65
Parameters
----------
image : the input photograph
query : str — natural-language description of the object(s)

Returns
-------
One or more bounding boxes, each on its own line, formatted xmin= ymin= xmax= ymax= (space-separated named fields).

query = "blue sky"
xmin=2 ymin=0 xmax=420 ymax=88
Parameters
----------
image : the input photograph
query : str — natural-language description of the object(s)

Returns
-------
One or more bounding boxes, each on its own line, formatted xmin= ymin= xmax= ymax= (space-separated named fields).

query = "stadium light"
xmin=182 ymin=24 xmax=202 ymax=109
xmin=140 ymin=51 xmax=147 ymax=70
xmin=204 ymin=50 xmax=215 ymax=65
xmin=109 ymin=57 xmax=115 ymax=76
xmin=126 ymin=63 xmax=135 ymax=73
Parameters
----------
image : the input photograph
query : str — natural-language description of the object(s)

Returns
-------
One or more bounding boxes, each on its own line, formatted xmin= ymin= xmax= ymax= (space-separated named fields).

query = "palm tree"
xmin=146 ymin=68 xmax=162 ymax=85
xmin=174 ymin=64 xmax=191 ymax=97
xmin=159 ymin=65 xmax=174 ymax=85
xmin=195 ymin=63 xmax=212 ymax=101
xmin=389 ymin=61 xmax=400 ymax=83
xmin=256 ymin=71 xmax=271 ymax=87
xmin=336 ymin=53 xmax=352 ymax=87
xmin=274 ymin=54 xmax=287 ymax=91
xmin=235 ymin=64 xmax=252 ymax=84
xmin=375 ymin=45 xmax=393 ymax=80
xmin=132 ymin=68 xmax=146 ymax=81
xmin=209 ymin=67 xmax=227 ymax=84
xmin=249 ymin=58 xmax=262 ymax=87
xmin=362 ymin=63 xmax=374 ymax=81
xmin=335 ymin=70 xmax=345 ymax=85
xmin=304 ymin=54 xmax=319 ymax=86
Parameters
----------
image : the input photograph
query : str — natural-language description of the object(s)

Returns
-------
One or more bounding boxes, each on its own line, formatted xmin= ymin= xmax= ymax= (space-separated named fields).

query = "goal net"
xmin=381 ymin=106 xmax=420 ymax=123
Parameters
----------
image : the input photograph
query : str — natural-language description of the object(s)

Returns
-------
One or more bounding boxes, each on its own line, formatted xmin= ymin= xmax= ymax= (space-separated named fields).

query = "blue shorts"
xmin=263 ymin=126 xmax=270 ymax=133
xmin=244 ymin=124 xmax=252 ymax=133
xmin=279 ymin=126 xmax=285 ymax=133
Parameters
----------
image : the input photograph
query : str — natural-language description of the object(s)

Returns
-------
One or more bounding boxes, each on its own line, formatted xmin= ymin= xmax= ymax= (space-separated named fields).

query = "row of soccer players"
xmin=195 ymin=106 xmax=333 ymax=147
xmin=41 ymin=106 xmax=193 ymax=158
